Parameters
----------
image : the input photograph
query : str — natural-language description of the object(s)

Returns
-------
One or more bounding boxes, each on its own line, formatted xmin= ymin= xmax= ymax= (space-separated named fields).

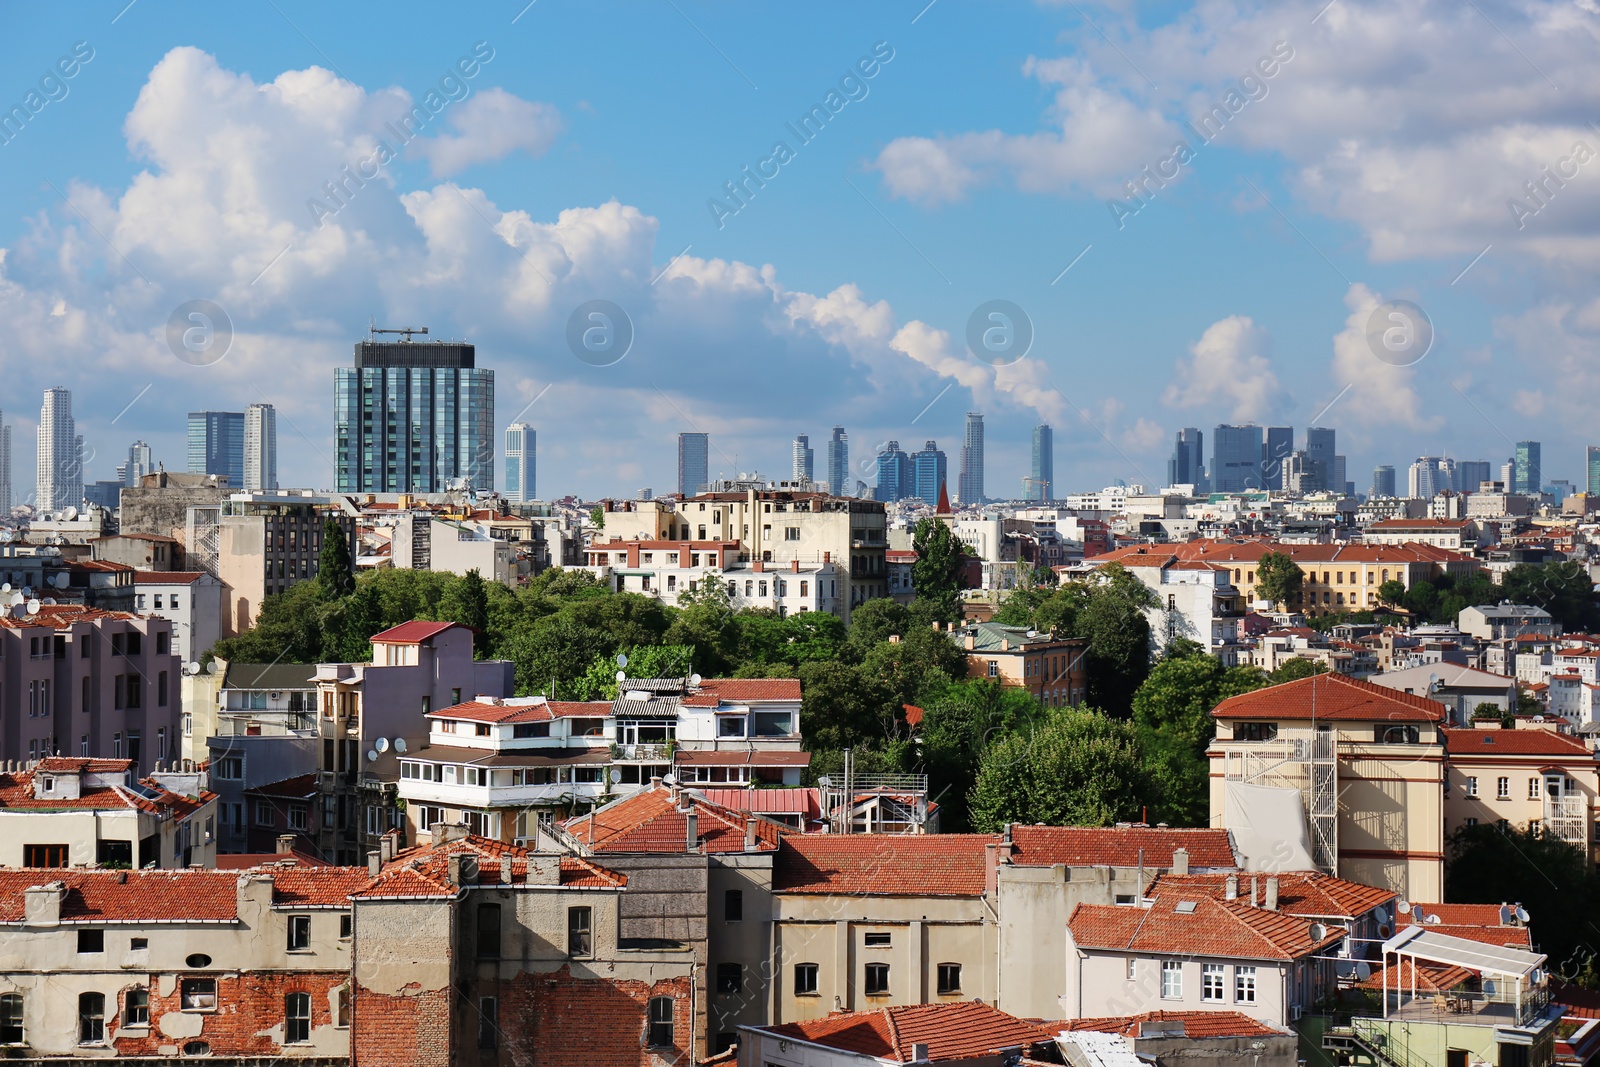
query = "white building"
xmin=1112 ymin=556 xmax=1247 ymax=662
xmin=242 ymin=403 xmax=276 ymax=491
xmin=389 ymin=511 xmax=515 ymax=585
xmin=134 ymin=570 xmax=223 ymax=665
xmin=36 ymin=387 xmax=81 ymax=513
xmin=583 ymin=538 xmax=843 ymax=618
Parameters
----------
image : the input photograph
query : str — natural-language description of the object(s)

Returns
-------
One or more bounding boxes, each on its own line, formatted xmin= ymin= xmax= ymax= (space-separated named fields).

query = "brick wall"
xmin=352 ymin=981 xmax=452 ymax=1067
xmin=109 ymin=970 xmax=348 ymax=1058
xmin=494 ymin=966 xmax=693 ymax=1067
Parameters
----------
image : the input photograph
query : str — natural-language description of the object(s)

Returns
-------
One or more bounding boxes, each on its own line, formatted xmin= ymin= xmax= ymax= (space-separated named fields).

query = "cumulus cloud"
xmin=1162 ymin=315 xmax=1282 ymax=420
xmin=1327 ymin=283 xmax=1439 ymax=430
xmin=412 ymin=88 xmax=562 ymax=177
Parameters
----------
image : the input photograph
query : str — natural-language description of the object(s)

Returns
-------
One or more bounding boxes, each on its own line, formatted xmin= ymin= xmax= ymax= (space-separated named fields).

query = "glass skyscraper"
xmin=1513 ymin=441 xmax=1541 ymax=495
xmin=1167 ymin=427 xmax=1205 ymax=491
xmin=677 ymin=432 xmax=709 ymax=496
xmin=1210 ymin=424 xmax=1262 ymax=492
xmin=876 ymin=441 xmax=911 ymax=502
xmin=188 ymin=411 xmax=245 ymax=489
xmin=1371 ymin=465 xmax=1396 ymax=497
xmin=826 ymin=426 xmax=849 ymax=496
xmin=1588 ymin=447 xmax=1600 ymax=497
xmin=505 ymin=423 xmax=534 ymax=503
xmin=244 ymin=403 xmax=277 ymax=491
xmin=1263 ymin=426 xmax=1294 ymax=490
xmin=334 ymin=339 xmax=494 ymax=494
xmin=792 ymin=435 xmax=814 ymax=484
xmin=1028 ymin=424 xmax=1053 ymax=501
xmin=911 ymin=440 xmax=947 ymax=506
xmin=958 ymin=413 xmax=984 ymax=503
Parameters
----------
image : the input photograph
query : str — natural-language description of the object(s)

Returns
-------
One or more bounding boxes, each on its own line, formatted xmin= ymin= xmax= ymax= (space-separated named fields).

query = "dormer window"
xmin=39 ymin=777 xmax=54 ymax=794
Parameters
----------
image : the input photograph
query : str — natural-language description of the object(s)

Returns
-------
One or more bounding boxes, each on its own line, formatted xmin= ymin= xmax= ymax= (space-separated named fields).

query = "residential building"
xmin=242 ymin=403 xmax=276 ymax=491
xmin=215 ymin=491 xmax=356 ymax=634
xmin=207 ymin=661 xmax=320 ymax=853
xmin=1116 ymin=555 xmax=1247 ymax=662
xmin=1370 ymin=663 xmax=1520 ymax=724
xmin=1168 ymin=427 xmax=1206 ymax=491
xmin=1263 ymin=426 xmax=1294 ymax=490
xmin=1441 ymin=722 xmax=1598 ymax=858
xmin=1372 ymin=464 xmax=1397 ymax=498
xmin=946 ymin=620 xmax=1087 ymax=706
xmin=1209 ymin=673 xmax=1447 ymax=898
xmin=911 ymin=440 xmax=947 ymax=506
xmin=876 ymin=441 xmax=911 ymax=503
xmin=1458 ymin=602 xmax=1561 ymax=642
xmin=791 ymin=434 xmax=813 ymax=485
xmin=1363 ymin=517 xmax=1476 ymax=550
xmin=187 ymin=411 xmax=245 ymax=490
xmin=503 ymin=421 xmax=533 ymax=502
xmin=91 ymin=532 xmax=180 ymax=571
xmin=957 ymin=413 xmax=984 ymax=504
xmin=1028 ymin=423 xmax=1053 ymax=500
xmin=1513 ymin=440 xmax=1542 ymax=495
xmin=826 ymin=426 xmax=849 ymax=497
xmin=334 ymin=334 xmax=494 ymax=493
xmin=389 ymin=511 xmax=515 ymax=585
xmin=1061 ymin=1012 xmax=1298 ymax=1067
xmin=36 ymin=387 xmax=82 ymax=513
xmin=0 ymin=757 xmax=216 ymax=869
xmin=1210 ymin=424 xmax=1262 ymax=492
xmin=740 ymin=1002 xmax=1058 ymax=1067
xmin=132 ymin=570 xmax=223 ymax=664
xmin=583 ymin=539 xmax=844 ymax=617
xmin=679 ymin=432 xmax=710 ymax=496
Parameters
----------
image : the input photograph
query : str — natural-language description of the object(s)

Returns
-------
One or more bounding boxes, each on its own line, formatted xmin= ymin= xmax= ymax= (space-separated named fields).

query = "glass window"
xmin=724 ymin=889 xmax=743 ymax=922
xmin=937 ymin=963 xmax=962 ymax=995
xmin=646 ymin=996 xmax=674 ymax=1048
xmin=794 ymin=963 xmax=819 ymax=996
xmin=477 ymin=903 xmax=501 ymax=959
xmin=1497 ymin=776 xmax=1511 ymax=800
xmin=287 ymin=915 xmax=311 ymax=951
xmin=124 ymin=988 xmax=149 ymax=1027
xmin=78 ymin=929 xmax=104 ymax=954
xmin=0 ymin=993 xmax=21 ymax=1044
xmin=864 ymin=931 xmax=891 ymax=947
xmin=864 ymin=963 xmax=890 ymax=995
xmin=478 ymin=997 xmax=498 ymax=1049
xmin=1202 ymin=964 xmax=1225 ymax=1002
xmin=181 ymin=978 xmax=217 ymax=1012
xmin=78 ymin=992 xmax=104 ymax=1045
xmin=568 ymin=906 xmax=592 ymax=958
xmin=284 ymin=992 xmax=311 ymax=1044
xmin=717 ymin=963 xmax=742 ymax=995
xmin=1236 ymin=965 xmax=1257 ymax=1003
xmin=1161 ymin=960 xmax=1182 ymax=999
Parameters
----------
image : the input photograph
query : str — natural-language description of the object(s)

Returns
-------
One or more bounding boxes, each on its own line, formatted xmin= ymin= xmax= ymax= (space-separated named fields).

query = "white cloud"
xmin=1162 ymin=315 xmax=1282 ymax=420
xmin=412 ymin=88 xmax=562 ymax=177
xmin=1327 ymin=283 xmax=1439 ymax=430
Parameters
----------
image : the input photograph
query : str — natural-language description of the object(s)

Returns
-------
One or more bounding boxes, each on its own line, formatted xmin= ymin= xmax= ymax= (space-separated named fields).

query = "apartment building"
xmin=740 ymin=1001 xmax=1058 ymax=1067
xmin=216 ymin=492 xmax=357 ymax=634
xmin=1363 ymin=518 xmax=1477 ymax=550
xmin=1116 ymin=556 xmax=1248 ymax=661
xmin=132 ymin=570 xmax=222 ymax=664
xmin=1459 ymin=602 xmax=1560 ymax=641
xmin=1442 ymin=722 xmax=1599 ymax=858
xmin=583 ymin=537 xmax=844 ymax=617
xmin=945 ymin=621 xmax=1088 ymax=706
xmin=388 ymin=510 xmax=514 ymax=585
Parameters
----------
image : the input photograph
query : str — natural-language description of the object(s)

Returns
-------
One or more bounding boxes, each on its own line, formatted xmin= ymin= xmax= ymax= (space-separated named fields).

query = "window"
xmin=477 ymin=903 xmax=501 ymax=959
xmin=864 ymin=963 xmax=891 ymax=995
xmin=23 ymin=843 xmax=66 ymax=868
xmin=156 ymin=631 xmax=170 ymax=655
xmin=288 ymin=805 xmax=308 ymax=831
xmin=284 ymin=992 xmax=311 ymax=1044
xmin=1465 ymin=776 xmax=1478 ymax=797
xmin=1202 ymin=964 xmax=1225 ymax=1002
xmin=339 ymin=914 xmax=352 ymax=940
xmin=78 ymin=929 xmax=104 ymax=954
xmin=78 ymin=992 xmax=105 ymax=1045
xmin=937 ymin=963 xmax=962 ymax=995
xmin=124 ymin=987 xmax=149 ymax=1027
xmin=794 ymin=963 xmax=819 ymax=996
xmin=717 ymin=963 xmax=742 ymax=995
xmin=1377 ymin=725 xmax=1419 ymax=744
xmin=185 ymin=953 xmax=211 ymax=968
xmin=256 ymin=801 xmax=275 ymax=827
xmin=568 ymin=906 xmax=592 ymax=958
xmin=717 ymin=716 xmax=747 ymax=738
xmin=1161 ymin=960 xmax=1182 ymax=999
xmin=513 ymin=722 xmax=550 ymax=739
xmin=158 ymin=671 xmax=168 ymax=707
xmin=1529 ymin=778 xmax=1542 ymax=800
xmin=1238 ymin=722 xmax=1278 ymax=742
xmin=127 ymin=632 xmax=141 ymax=656
xmin=1497 ymin=776 xmax=1511 ymax=800
xmin=1126 ymin=958 xmax=1136 ymax=980
xmin=287 ymin=915 xmax=311 ymax=951
xmin=478 ymin=997 xmax=498 ymax=1049
xmin=216 ymin=756 xmax=243 ymax=780
xmin=987 ymin=661 xmax=999 ymax=678
xmin=0 ymin=993 xmax=20 ymax=1044
xmin=1235 ymin=965 xmax=1257 ymax=1003
xmin=724 ymin=889 xmax=743 ymax=922
xmin=646 ymin=996 xmax=674 ymax=1047
xmin=864 ymin=931 xmax=891 ymax=947
xmin=181 ymin=978 xmax=217 ymax=1011
xmin=130 ymin=938 xmax=148 ymax=951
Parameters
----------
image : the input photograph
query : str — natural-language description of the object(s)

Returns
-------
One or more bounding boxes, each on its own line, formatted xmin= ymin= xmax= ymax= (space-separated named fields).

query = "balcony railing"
xmin=613 ymin=743 xmax=671 ymax=761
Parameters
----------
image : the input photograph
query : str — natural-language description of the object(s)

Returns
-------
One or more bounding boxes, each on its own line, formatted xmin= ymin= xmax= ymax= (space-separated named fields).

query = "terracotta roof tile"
xmin=1145 ymin=872 xmax=1394 ymax=919
xmin=1213 ymin=672 xmax=1446 ymax=723
xmin=429 ymin=698 xmax=608 ymax=724
xmin=680 ymin=677 xmax=802 ymax=707
xmin=1063 ymin=1010 xmax=1287 ymax=1038
xmin=561 ymin=785 xmax=787 ymax=854
xmin=1068 ymin=894 xmax=1346 ymax=961
xmin=354 ymin=835 xmax=628 ymax=898
xmin=761 ymin=1002 xmax=1054 ymax=1062
xmin=774 ymin=834 xmax=995 ymax=896
xmin=369 ymin=620 xmax=457 ymax=644
xmin=1008 ymin=826 xmax=1237 ymax=869
xmin=1441 ymin=726 xmax=1594 ymax=757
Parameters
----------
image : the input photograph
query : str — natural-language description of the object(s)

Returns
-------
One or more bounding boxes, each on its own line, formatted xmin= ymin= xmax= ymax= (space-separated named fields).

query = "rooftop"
xmin=1068 ymin=893 xmax=1347 ymax=962
xmin=560 ymin=784 xmax=787 ymax=854
xmin=1440 ymin=725 xmax=1594 ymax=758
xmin=1007 ymin=825 xmax=1237 ymax=870
xmin=1062 ymin=1010 xmax=1287 ymax=1039
xmin=774 ymin=834 xmax=994 ymax=897
xmin=756 ymin=1002 xmax=1055 ymax=1063
xmin=1212 ymin=672 xmax=1446 ymax=723
xmin=1144 ymin=871 xmax=1395 ymax=920
xmin=369 ymin=620 xmax=458 ymax=645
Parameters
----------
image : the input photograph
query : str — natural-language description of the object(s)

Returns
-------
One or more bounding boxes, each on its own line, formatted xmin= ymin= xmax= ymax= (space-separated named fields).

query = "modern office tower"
xmin=911 ymin=440 xmax=948 ymax=507
xmin=37 ymin=387 xmax=81 ymax=512
xmin=1513 ymin=441 xmax=1542 ymax=495
xmin=1408 ymin=457 xmax=1455 ymax=500
xmin=875 ymin=441 xmax=912 ymax=503
xmin=792 ymin=435 xmax=814 ymax=485
xmin=1588 ymin=447 xmax=1600 ymax=497
xmin=1263 ymin=427 xmax=1294 ymax=490
xmin=1210 ymin=424 xmax=1263 ymax=492
xmin=504 ymin=423 xmax=534 ymax=503
xmin=0 ymin=411 xmax=10 ymax=515
xmin=1304 ymin=426 xmax=1336 ymax=492
xmin=826 ymin=426 xmax=849 ymax=496
xmin=677 ymin=432 xmax=709 ymax=496
xmin=1332 ymin=455 xmax=1349 ymax=497
xmin=187 ymin=411 xmax=245 ymax=489
xmin=243 ymin=403 xmax=277 ymax=491
xmin=122 ymin=441 xmax=153 ymax=487
xmin=334 ymin=333 xmax=494 ymax=494
xmin=1167 ymin=427 xmax=1206 ymax=491
xmin=958 ymin=413 xmax=985 ymax=504
xmin=1500 ymin=460 xmax=1515 ymax=488
xmin=1282 ymin=451 xmax=1315 ymax=494
xmin=1457 ymin=461 xmax=1492 ymax=493
xmin=1028 ymin=424 xmax=1054 ymax=501
xmin=1371 ymin=465 xmax=1397 ymax=498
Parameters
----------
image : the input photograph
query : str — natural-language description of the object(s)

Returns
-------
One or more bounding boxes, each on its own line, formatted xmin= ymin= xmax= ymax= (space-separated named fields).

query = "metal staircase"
xmin=1322 ymin=1018 xmax=1433 ymax=1067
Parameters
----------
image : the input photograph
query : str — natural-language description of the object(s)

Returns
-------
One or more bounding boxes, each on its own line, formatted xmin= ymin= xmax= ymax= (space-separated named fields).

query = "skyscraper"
xmin=958 ymin=413 xmax=984 ymax=504
xmin=1371 ymin=465 xmax=1397 ymax=498
xmin=1408 ymin=457 xmax=1454 ymax=500
xmin=334 ymin=334 xmax=494 ymax=493
xmin=911 ymin=440 xmax=947 ymax=507
xmin=505 ymin=423 xmax=534 ymax=503
xmin=792 ymin=435 xmax=814 ymax=485
xmin=1456 ymin=461 xmax=1491 ymax=493
xmin=243 ymin=403 xmax=277 ymax=491
xmin=1513 ymin=441 xmax=1542 ymax=495
xmin=1262 ymin=427 xmax=1294 ymax=490
xmin=1167 ymin=427 xmax=1206 ymax=491
xmin=1210 ymin=424 xmax=1262 ymax=492
xmin=122 ymin=441 xmax=153 ymax=487
xmin=677 ymin=432 xmax=709 ymax=496
xmin=826 ymin=426 xmax=849 ymax=496
xmin=876 ymin=441 xmax=911 ymax=502
xmin=1028 ymin=424 xmax=1053 ymax=501
xmin=0 ymin=412 xmax=10 ymax=516
xmin=37 ymin=387 xmax=81 ymax=512
xmin=188 ymin=411 xmax=245 ymax=489
xmin=1304 ymin=426 xmax=1336 ymax=493
xmin=1588 ymin=447 xmax=1600 ymax=497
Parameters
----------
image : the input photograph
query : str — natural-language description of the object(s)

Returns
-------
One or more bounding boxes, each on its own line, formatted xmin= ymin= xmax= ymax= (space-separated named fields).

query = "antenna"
xmin=369 ymin=325 xmax=430 ymax=342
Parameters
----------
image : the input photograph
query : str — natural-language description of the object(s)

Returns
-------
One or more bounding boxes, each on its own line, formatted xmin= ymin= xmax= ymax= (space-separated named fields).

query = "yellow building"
xmin=1441 ymin=722 xmax=1599 ymax=860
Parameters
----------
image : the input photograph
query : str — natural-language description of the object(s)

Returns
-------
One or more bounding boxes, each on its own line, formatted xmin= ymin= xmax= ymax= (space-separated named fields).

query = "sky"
xmin=2 ymin=0 xmax=1599 ymax=502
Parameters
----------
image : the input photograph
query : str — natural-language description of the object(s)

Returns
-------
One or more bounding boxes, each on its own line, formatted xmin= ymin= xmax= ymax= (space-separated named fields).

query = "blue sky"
xmin=1 ymin=0 xmax=1597 ymax=500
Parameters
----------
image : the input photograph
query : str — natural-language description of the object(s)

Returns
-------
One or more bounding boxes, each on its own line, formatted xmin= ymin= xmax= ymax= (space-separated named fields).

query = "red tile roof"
xmin=1063 ymin=1010 xmax=1286 ymax=1038
xmin=245 ymin=773 xmax=317 ymax=799
xmin=760 ymin=1002 xmax=1055 ymax=1063
xmin=1441 ymin=726 xmax=1594 ymax=758
xmin=0 ymin=866 xmax=373 ymax=921
xmin=774 ymin=834 xmax=995 ymax=896
xmin=680 ymin=677 xmax=803 ymax=707
xmin=1357 ymin=959 xmax=1475 ymax=993
xmin=1008 ymin=826 xmax=1237 ymax=870
xmin=697 ymin=787 xmax=821 ymax=817
xmin=1213 ymin=672 xmax=1446 ymax=723
xmin=560 ymin=785 xmax=788 ymax=854
xmin=0 ymin=762 xmax=214 ymax=818
xmin=1145 ymin=872 xmax=1394 ymax=919
xmin=369 ymin=620 xmax=457 ymax=644
xmin=429 ymin=698 xmax=608 ymax=724
xmin=674 ymin=749 xmax=810 ymax=767
xmin=1400 ymin=903 xmax=1533 ymax=947
xmin=1068 ymin=894 xmax=1346 ymax=961
xmin=133 ymin=571 xmax=206 ymax=584
xmin=355 ymin=834 xmax=628 ymax=898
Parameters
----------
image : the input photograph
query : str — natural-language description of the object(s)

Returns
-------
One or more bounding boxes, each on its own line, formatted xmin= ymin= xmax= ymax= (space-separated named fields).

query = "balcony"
xmin=613 ymin=743 xmax=672 ymax=762
xmin=399 ymin=778 xmax=605 ymax=809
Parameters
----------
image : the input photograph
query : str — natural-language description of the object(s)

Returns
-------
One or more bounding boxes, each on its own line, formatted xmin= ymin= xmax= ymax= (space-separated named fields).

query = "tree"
xmin=1501 ymin=562 xmax=1599 ymax=632
xmin=968 ymin=708 xmax=1147 ymax=831
xmin=1254 ymin=551 xmax=1302 ymax=611
xmin=589 ymin=506 xmax=605 ymax=530
xmin=316 ymin=519 xmax=354 ymax=600
xmin=1072 ymin=565 xmax=1158 ymax=716
xmin=916 ymin=679 xmax=1046 ymax=831
xmin=911 ymin=519 xmax=968 ymax=621
xmin=1377 ymin=579 xmax=1407 ymax=606
xmin=1268 ymin=658 xmax=1328 ymax=684
xmin=1131 ymin=654 xmax=1268 ymax=825
xmin=439 ymin=569 xmax=490 ymax=656
xmin=797 ymin=661 xmax=887 ymax=752
xmin=847 ymin=599 xmax=912 ymax=653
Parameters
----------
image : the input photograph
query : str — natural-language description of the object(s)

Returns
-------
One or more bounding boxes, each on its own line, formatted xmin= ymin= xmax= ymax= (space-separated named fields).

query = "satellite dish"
xmin=2 ymin=584 xmax=11 ymax=593
xmin=1425 ymin=914 xmax=1442 ymax=925
xmin=40 ymin=598 xmax=54 ymax=606
xmin=188 ymin=661 xmax=202 ymax=675
xmin=375 ymin=738 xmax=390 ymax=753
xmin=365 ymin=749 xmax=378 ymax=762
xmin=393 ymin=738 xmax=407 ymax=754
xmin=661 ymin=773 xmax=677 ymax=786
xmin=689 ymin=673 xmax=702 ymax=687
xmin=616 ymin=652 xmax=629 ymax=669
xmin=1374 ymin=907 xmax=1391 ymax=926
xmin=1355 ymin=962 xmax=1372 ymax=982
xmin=1397 ymin=901 xmax=1412 ymax=915
xmin=61 ymin=506 xmax=77 ymax=521
xmin=52 ymin=573 xmax=69 ymax=589
xmin=20 ymin=587 xmax=32 ymax=599
xmin=1516 ymin=906 xmax=1530 ymax=923
xmin=25 ymin=599 xmax=40 ymax=616
xmin=616 ymin=670 xmax=626 ymax=683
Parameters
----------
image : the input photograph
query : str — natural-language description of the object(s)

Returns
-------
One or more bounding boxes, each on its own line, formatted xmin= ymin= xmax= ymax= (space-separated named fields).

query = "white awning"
xmin=1382 ymin=926 xmax=1545 ymax=978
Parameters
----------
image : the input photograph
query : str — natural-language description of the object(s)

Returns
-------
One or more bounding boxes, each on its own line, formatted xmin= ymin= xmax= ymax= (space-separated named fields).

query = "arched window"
xmin=284 ymin=993 xmax=311 ymax=1045
xmin=646 ymin=996 xmax=674 ymax=1048
xmin=78 ymin=992 xmax=105 ymax=1046
xmin=0 ymin=992 xmax=22 ymax=1044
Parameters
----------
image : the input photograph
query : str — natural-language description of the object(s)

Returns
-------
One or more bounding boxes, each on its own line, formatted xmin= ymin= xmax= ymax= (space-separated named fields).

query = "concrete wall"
xmin=1064 ymin=946 xmax=1295 ymax=1031
xmin=708 ymin=854 xmax=775 ymax=1052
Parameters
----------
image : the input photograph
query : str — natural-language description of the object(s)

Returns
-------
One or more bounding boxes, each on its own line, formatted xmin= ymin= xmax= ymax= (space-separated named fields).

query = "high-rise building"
xmin=958 ymin=413 xmax=984 ymax=504
xmin=1263 ymin=427 xmax=1294 ymax=490
xmin=792 ymin=435 xmax=814 ymax=485
xmin=826 ymin=426 xmax=849 ymax=497
xmin=243 ymin=403 xmax=277 ymax=491
xmin=1304 ymin=426 xmax=1336 ymax=492
xmin=505 ymin=423 xmax=534 ymax=503
xmin=1513 ymin=441 xmax=1542 ymax=495
xmin=1210 ymin=424 xmax=1262 ymax=492
xmin=876 ymin=442 xmax=911 ymax=502
xmin=911 ymin=440 xmax=947 ymax=507
xmin=122 ymin=441 xmax=153 ymax=487
xmin=1028 ymin=425 xmax=1053 ymax=501
xmin=37 ymin=387 xmax=81 ymax=512
xmin=1500 ymin=460 xmax=1515 ymax=488
xmin=334 ymin=334 xmax=494 ymax=493
xmin=1457 ymin=461 xmax=1492 ymax=493
xmin=0 ymin=411 xmax=11 ymax=516
xmin=1331 ymin=455 xmax=1349 ymax=497
xmin=1588 ymin=447 xmax=1600 ymax=497
xmin=1167 ymin=427 xmax=1206 ymax=491
xmin=187 ymin=411 xmax=245 ymax=489
xmin=1371 ymin=465 xmax=1397 ymax=498
xmin=1408 ymin=457 xmax=1455 ymax=500
xmin=677 ymin=432 xmax=709 ymax=496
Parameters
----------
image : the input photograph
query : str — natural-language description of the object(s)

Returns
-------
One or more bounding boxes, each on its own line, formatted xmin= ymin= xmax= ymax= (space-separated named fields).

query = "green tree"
xmin=918 ymin=679 xmax=1049 ymax=831
xmin=911 ymin=519 xmax=968 ymax=621
xmin=589 ymin=506 xmax=605 ymax=530
xmin=1377 ymin=579 xmax=1407 ymax=606
xmin=968 ymin=707 xmax=1147 ymax=831
xmin=1131 ymin=654 xmax=1268 ymax=825
xmin=846 ymin=598 xmax=912 ymax=653
xmin=797 ymin=660 xmax=887 ymax=752
xmin=1254 ymin=551 xmax=1302 ymax=611
xmin=1268 ymin=658 xmax=1328 ymax=684
xmin=316 ymin=518 xmax=354 ymax=600
xmin=439 ymin=569 xmax=490 ymax=656
xmin=1073 ymin=565 xmax=1158 ymax=716
xmin=1501 ymin=562 xmax=1598 ymax=632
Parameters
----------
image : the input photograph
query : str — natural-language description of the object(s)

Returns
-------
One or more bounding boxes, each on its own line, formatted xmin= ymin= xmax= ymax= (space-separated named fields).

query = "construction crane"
xmin=368 ymin=322 xmax=429 ymax=341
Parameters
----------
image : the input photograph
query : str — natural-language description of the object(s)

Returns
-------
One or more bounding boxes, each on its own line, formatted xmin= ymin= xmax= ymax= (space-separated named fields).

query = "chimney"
xmin=790 ymin=559 xmax=799 ymax=572
xmin=500 ymin=855 xmax=514 ymax=884
xmin=1250 ymin=875 xmax=1259 ymax=908
xmin=1171 ymin=847 xmax=1189 ymax=876
xmin=276 ymin=834 xmax=296 ymax=855
xmin=379 ymin=833 xmax=396 ymax=864
xmin=668 ymin=779 xmax=681 ymax=804
xmin=23 ymin=882 xmax=64 ymax=927
xmin=685 ymin=812 xmax=699 ymax=852
xmin=822 ymin=551 xmax=831 ymax=564
xmin=447 ymin=854 xmax=464 ymax=886
xmin=1265 ymin=876 xmax=1280 ymax=912
xmin=1224 ymin=873 xmax=1239 ymax=900
xmin=745 ymin=820 xmax=758 ymax=850
xmin=964 ymin=635 xmax=976 ymax=650
xmin=753 ymin=560 xmax=764 ymax=572
xmin=649 ymin=775 xmax=664 ymax=791
xmin=526 ymin=856 xmax=561 ymax=884
xmin=367 ymin=850 xmax=381 ymax=877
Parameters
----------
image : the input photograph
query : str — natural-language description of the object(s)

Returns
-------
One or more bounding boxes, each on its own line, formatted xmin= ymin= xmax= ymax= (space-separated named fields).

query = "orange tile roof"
xmin=560 ymin=785 xmax=787 ymax=854
xmin=774 ymin=834 xmax=995 ymax=896
xmin=1008 ymin=826 xmax=1237 ymax=869
xmin=760 ymin=1002 xmax=1055 ymax=1062
xmin=132 ymin=571 xmax=206 ymax=584
xmin=1400 ymin=904 xmax=1533 ymax=947
xmin=1094 ymin=539 xmax=1475 ymax=567
xmin=1063 ymin=1010 xmax=1286 ymax=1038
xmin=1144 ymin=872 xmax=1394 ymax=919
xmin=369 ymin=620 xmax=457 ymax=644
xmin=1068 ymin=894 xmax=1346 ymax=961
xmin=1441 ymin=726 xmax=1594 ymax=758
xmin=0 ymin=763 xmax=213 ymax=818
xmin=0 ymin=866 xmax=374 ymax=921
xmin=429 ymin=698 xmax=608 ymax=724
xmin=674 ymin=750 xmax=809 ymax=767
xmin=1212 ymin=672 xmax=1446 ymax=723
xmin=355 ymin=835 xmax=627 ymax=898
xmin=680 ymin=677 xmax=803 ymax=707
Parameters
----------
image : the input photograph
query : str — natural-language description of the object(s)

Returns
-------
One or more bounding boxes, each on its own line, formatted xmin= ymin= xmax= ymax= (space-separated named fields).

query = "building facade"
xmin=187 ymin=411 xmax=245 ymax=490
xmin=957 ymin=413 xmax=984 ymax=504
xmin=503 ymin=422 xmax=533 ymax=503
xmin=36 ymin=387 xmax=81 ymax=513
xmin=1028 ymin=424 xmax=1053 ymax=501
xmin=243 ymin=403 xmax=276 ymax=491
xmin=678 ymin=432 xmax=710 ymax=496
